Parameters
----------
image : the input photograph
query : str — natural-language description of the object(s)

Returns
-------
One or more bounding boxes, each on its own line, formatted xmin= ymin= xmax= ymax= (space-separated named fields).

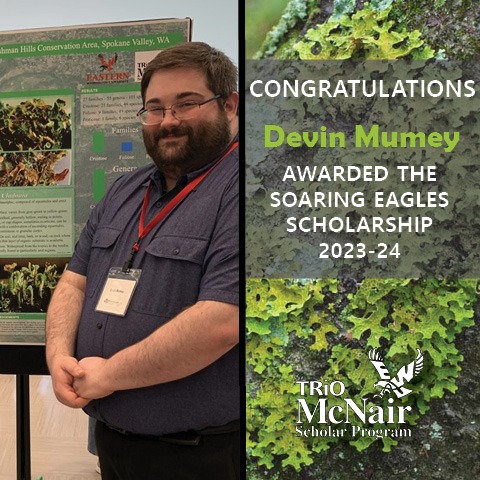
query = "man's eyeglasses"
xmin=137 ymin=94 xmax=222 ymax=125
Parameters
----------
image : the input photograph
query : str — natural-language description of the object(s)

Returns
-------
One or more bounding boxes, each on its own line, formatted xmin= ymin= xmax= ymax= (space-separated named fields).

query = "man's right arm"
xmin=45 ymin=270 xmax=90 ymax=408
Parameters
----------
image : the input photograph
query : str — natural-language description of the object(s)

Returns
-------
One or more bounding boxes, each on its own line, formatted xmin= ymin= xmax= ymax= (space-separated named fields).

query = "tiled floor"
xmin=0 ymin=375 xmax=98 ymax=479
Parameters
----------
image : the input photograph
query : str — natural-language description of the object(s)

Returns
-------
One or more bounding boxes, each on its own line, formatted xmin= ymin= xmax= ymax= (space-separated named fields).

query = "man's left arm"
xmin=74 ymin=299 xmax=238 ymax=399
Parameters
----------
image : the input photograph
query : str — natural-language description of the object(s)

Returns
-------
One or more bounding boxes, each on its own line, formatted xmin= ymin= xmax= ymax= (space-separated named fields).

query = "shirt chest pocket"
xmin=86 ymin=227 xmax=122 ymax=298
xmin=129 ymin=235 xmax=209 ymax=317
xmin=145 ymin=235 xmax=208 ymax=264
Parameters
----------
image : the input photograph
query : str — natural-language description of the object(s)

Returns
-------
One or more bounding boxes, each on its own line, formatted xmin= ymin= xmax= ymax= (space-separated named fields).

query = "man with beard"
xmin=45 ymin=42 xmax=239 ymax=479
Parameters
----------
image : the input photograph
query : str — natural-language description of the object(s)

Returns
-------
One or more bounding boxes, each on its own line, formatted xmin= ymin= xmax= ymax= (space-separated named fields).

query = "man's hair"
xmin=141 ymin=41 xmax=238 ymax=104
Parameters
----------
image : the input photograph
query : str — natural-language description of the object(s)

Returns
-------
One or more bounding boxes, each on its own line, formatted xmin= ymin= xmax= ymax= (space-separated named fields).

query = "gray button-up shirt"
xmin=69 ymin=144 xmax=239 ymax=435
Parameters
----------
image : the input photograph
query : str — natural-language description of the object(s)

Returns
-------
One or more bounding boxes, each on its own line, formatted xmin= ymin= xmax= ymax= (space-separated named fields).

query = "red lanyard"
xmin=122 ymin=140 xmax=238 ymax=272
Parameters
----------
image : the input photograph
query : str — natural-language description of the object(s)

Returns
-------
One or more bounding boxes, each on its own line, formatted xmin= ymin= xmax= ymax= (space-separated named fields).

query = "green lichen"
xmin=294 ymin=4 xmax=435 ymax=60
xmin=246 ymin=278 xmax=478 ymax=473
xmin=254 ymin=0 xmax=317 ymax=59
xmin=253 ymin=0 xmax=439 ymax=60
xmin=252 ymin=0 xmax=478 ymax=61
xmin=246 ymin=1 xmax=480 ymax=477
xmin=332 ymin=0 xmax=396 ymax=19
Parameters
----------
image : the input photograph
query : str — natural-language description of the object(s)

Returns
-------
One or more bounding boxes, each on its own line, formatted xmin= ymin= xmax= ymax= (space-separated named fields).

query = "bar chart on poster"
xmin=0 ymin=18 xmax=191 ymax=345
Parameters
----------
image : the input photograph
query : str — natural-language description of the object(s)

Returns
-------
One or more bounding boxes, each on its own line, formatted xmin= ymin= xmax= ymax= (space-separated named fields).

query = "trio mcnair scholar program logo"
xmin=296 ymin=349 xmax=424 ymax=440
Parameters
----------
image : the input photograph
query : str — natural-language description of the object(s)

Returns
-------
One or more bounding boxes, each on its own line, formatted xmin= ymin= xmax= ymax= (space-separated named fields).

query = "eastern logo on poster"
xmin=86 ymin=53 xmax=130 ymax=84
xmin=98 ymin=53 xmax=118 ymax=71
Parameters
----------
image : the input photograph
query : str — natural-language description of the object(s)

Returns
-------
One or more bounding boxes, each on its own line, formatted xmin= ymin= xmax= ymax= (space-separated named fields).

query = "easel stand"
xmin=17 ymin=375 xmax=31 ymax=480
xmin=0 ymin=346 xmax=48 ymax=480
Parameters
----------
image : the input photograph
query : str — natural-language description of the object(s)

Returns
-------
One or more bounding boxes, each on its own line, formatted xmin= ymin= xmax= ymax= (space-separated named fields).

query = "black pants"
xmin=95 ymin=420 xmax=240 ymax=480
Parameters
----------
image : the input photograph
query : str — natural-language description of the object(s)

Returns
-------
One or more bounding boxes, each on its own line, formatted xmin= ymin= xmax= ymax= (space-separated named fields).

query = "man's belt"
xmin=104 ymin=419 xmax=239 ymax=446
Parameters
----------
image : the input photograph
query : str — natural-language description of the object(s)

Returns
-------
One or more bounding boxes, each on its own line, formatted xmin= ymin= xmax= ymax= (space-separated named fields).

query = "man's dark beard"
xmin=143 ymin=111 xmax=231 ymax=177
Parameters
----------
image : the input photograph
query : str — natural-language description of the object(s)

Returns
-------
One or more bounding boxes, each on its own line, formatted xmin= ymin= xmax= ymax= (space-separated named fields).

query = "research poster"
xmin=246 ymin=2 xmax=479 ymax=480
xmin=0 ymin=19 xmax=191 ymax=344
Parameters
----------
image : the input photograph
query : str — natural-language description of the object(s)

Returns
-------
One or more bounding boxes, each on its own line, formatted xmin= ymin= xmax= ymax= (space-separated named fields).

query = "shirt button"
xmin=96 ymin=323 xmax=103 ymax=329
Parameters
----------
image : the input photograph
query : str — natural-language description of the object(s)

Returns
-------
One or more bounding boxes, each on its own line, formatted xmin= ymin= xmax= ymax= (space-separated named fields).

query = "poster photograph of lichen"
xmin=245 ymin=1 xmax=480 ymax=479
xmin=0 ymin=258 xmax=67 ymax=313
xmin=0 ymin=258 xmax=69 ymax=344
xmin=0 ymin=95 xmax=72 ymax=186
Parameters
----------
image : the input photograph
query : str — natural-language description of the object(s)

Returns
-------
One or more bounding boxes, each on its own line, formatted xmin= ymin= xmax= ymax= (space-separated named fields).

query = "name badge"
xmin=95 ymin=267 xmax=142 ymax=316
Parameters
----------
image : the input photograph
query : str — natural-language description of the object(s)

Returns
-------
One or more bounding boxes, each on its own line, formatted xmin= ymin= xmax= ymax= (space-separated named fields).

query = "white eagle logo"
xmin=368 ymin=348 xmax=424 ymax=399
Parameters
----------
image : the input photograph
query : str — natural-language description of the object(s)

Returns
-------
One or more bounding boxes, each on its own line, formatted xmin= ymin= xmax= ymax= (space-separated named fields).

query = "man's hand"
xmin=49 ymin=355 xmax=90 ymax=408
xmin=73 ymin=357 xmax=115 ymax=400
xmin=45 ymin=270 xmax=88 ymax=408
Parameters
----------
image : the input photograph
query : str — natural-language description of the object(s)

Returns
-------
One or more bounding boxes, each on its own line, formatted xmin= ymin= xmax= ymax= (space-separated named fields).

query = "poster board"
xmin=0 ymin=19 xmax=192 ymax=346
